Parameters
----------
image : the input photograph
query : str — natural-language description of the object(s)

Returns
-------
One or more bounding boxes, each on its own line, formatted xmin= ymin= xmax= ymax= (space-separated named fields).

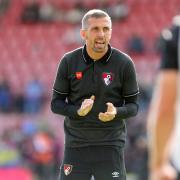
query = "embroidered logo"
xmin=64 ymin=164 xmax=73 ymax=176
xmin=102 ymin=72 xmax=113 ymax=85
xmin=112 ymin=171 xmax=119 ymax=178
xmin=75 ymin=72 xmax=82 ymax=80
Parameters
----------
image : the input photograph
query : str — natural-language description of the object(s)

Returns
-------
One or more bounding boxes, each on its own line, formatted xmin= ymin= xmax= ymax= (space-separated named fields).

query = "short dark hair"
xmin=81 ymin=9 xmax=112 ymax=30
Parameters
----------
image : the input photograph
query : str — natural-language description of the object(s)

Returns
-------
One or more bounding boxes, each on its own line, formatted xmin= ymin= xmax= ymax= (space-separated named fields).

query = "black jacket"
xmin=51 ymin=45 xmax=139 ymax=147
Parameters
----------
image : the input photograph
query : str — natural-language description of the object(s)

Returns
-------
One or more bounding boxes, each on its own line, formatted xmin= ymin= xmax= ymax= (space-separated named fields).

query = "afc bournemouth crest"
xmin=102 ymin=72 xmax=114 ymax=85
xmin=64 ymin=164 xmax=73 ymax=176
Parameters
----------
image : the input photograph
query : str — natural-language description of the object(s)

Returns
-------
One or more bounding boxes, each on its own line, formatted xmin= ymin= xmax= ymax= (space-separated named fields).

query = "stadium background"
xmin=0 ymin=0 xmax=179 ymax=179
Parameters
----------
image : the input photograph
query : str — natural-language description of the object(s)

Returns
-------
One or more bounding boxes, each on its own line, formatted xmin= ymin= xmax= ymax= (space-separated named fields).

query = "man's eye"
xmin=93 ymin=27 xmax=99 ymax=31
xmin=104 ymin=27 xmax=110 ymax=32
xmin=91 ymin=27 xmax=110 ymax=33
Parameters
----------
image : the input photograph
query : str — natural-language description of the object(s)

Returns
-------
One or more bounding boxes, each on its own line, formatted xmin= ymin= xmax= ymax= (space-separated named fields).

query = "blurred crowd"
xmin=20 ymin=0 xmax=129 ymax=24
xmin=0 ymin=115 xmax=62 ymax=180
xmin=0 ymin=77 xmax=46 ymax=114
xmin=0 ymin=0 xmax=10 ymax=16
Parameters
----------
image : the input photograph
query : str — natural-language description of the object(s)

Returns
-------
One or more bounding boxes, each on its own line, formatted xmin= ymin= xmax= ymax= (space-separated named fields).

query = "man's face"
xmin=81 ymin=17 xmax=112 ymax=54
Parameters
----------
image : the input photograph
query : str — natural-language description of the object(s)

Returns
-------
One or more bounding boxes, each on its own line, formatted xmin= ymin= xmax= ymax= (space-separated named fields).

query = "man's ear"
xmin=80 ymin=29 xmax=86 ymax=40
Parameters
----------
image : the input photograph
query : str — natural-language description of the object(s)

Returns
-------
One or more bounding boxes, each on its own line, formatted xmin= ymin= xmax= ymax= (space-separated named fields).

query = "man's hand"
xmin=77 ymin=95 xmax=95 ymax=116
xmin=98 ymin=102 xmax=117 ymax=122
xmin=149 ymin=163 xmax=177 ymax=180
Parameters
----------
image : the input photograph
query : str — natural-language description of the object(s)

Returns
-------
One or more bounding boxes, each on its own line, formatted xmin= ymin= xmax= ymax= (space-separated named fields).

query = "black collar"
xmin=82 ymin=44 xmax=112 ymax=64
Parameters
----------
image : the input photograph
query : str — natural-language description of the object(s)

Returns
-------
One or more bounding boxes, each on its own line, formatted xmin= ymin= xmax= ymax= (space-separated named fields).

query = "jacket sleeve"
xmin=51 ymin=91 xmax=80 ymax=118
xmin=115 ymin=95 xmax=139 ymax=119
xmin=51 ymin=56 xmax=80 ymax=118
xmin=116 ymin=57 xmax=139 ymax=119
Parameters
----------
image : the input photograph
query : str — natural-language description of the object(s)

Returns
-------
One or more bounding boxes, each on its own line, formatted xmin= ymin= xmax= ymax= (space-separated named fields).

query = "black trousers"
xmin=59 ymin=146 xmax=126 ymax=180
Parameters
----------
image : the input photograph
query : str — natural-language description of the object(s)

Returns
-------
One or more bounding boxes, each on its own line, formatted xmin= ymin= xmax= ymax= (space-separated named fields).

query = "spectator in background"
xmin=108 ymin=0 xmax=129 ymax=21
xmin=39 ymin=1 xmax=63 ymax=23
xmin=0 ymin=0 xmax=10 ymax=16
xmin=90 ymin=0 xmax=129 ymax=21
xmin=0 ymin=77 xmax=12 ymax=112
xmin=13 ymin=89 xmax=24 ymax=113
xmin=126 ymin=33 xmax=145 ymax=55
xmin=0 ymin=129 xmax=22 ymax=167
xmin=23 ymin=78 xmax=45 ymax=114
xmin=21 ymin=0 xmax=40 ymax=23
xmin=147 ymin=15 xmax=180 ymax=180
xmin=20 ymin=127 xmax=61 ymax=180
xmin=65 ymin=2 xmax=85 ymax=24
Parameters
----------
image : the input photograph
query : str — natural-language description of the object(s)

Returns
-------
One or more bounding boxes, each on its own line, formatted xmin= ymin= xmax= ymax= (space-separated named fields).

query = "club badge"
xmin=102 ymin=72 xmax=113 ymax=85
xmin=64 ymin=164 xmax=73 ymax=176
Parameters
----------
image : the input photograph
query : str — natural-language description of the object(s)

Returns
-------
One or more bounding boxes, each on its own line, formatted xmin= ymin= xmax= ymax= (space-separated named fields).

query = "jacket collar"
xmin=82 ymin=44 xmax=112 ymax=64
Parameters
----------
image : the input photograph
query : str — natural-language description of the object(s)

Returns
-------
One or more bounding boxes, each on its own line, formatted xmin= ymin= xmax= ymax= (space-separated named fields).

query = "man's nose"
xmin=97 ymin=29 xmax=105 ymax=37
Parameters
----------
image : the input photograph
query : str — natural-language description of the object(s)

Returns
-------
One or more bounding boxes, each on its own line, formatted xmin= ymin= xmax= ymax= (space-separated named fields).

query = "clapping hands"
xmin=77 ymin=96 xmax=117 ymax=122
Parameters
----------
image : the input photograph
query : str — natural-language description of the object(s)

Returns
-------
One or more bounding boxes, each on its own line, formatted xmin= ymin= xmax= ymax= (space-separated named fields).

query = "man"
xmin=51 ymin=9 xmax=139 ymax=180
xmin=147 ymin=15 xmax=180 ymax=180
